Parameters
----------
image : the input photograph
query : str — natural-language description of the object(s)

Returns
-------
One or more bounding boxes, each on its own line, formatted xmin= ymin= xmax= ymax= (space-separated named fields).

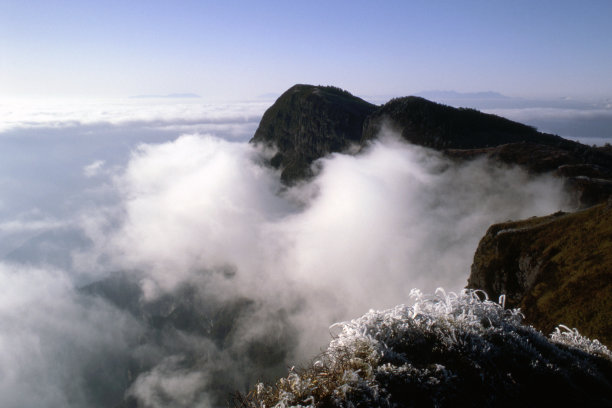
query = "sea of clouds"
xmin=0 ymin=97 xmax=591 ymax=407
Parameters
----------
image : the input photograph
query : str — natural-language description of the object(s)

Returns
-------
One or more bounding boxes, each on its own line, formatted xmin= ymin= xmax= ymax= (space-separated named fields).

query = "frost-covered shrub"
xmin=237 ymin=289 xmax=612 ymax=408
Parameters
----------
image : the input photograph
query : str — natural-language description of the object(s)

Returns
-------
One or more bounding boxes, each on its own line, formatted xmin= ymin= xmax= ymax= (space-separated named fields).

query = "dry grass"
xmin=470 ymin=202 xmax=612 ymax=346
xmin=234 ymin=290 xmax=612 ymax=408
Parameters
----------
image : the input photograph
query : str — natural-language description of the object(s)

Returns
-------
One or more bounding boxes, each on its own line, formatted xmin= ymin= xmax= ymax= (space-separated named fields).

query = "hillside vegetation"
xmin=361 ymin=96 xmax=567 ymax=149
xmin=237 ymin=290 xmax=612 ymax=407
xmin=250 ymin=84 xmax=376 ymax=183
xmin=243 ymin=84 xmax=612 ymax=407
xmin=468 ymin=201 xmax=612 ymax=346
xmin=251 ymin=85 xmax=612 ymax=208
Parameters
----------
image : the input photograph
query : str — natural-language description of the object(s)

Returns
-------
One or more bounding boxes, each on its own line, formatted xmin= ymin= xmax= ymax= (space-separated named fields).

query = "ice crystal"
xmin=238 ymin=289 xmax=612 ymax=407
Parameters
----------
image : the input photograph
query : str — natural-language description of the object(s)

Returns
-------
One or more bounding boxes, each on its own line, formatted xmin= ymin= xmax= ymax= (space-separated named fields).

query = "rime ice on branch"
xmin=239 ymin=289 xmax=612 ymax=408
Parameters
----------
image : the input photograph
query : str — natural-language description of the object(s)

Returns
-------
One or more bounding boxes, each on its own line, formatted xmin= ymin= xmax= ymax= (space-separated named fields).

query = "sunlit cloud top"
xmin=0 ymin=97 xmax=269 ymax=133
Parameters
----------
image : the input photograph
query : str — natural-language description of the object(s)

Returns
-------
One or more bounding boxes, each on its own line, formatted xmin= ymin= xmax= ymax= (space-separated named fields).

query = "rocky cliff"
xmin=251 ymin=85 xmax=612 ymax=206
xmin=252 ymin=83 xmax=612 ymax=346
xmin=467 ymin=201 xmax=612 ymax=346
xmin=446 ymin=142 xmax=612 ymax=207
xmin=250 ymin=84 xmax=376 ymax=184
xmin=362 ymin=96 xmax=612 ymax=207
xmin=361 ymin=96 xmax=568 ymax=149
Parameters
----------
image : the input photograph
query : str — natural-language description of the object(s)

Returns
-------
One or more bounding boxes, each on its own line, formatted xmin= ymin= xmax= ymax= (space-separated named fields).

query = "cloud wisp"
xmin=0 ymin=97 xmax=268 ymax=135
xmin=95 ymin=131 xmax=568 ymax=300
xmin=0 ymin=115 xmax=572 ymax=407
xmin=69 ymin=130 xmax=570 ymax=406
xmin=0 ymin=263 xmax=143 ymax=408
xmin=0 ymin=99 xmax=267 ymax=262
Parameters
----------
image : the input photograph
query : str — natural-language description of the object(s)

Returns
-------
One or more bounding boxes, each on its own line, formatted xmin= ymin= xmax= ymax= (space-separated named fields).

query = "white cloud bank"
xmin=67 ymin=130 xmax=570 ymax=406
xmin=0 ymin=263 xmax=142 ymax=408
xmin=94 ymin=131 xmax=567 ymax=304
xmin=0 ymin=103 xmax=575 ymax=407
xmin=0 ymin=97 xmax=268 ymax=136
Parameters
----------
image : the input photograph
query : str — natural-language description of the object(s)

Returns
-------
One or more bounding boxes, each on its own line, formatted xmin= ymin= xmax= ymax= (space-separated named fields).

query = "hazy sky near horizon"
xmin=2 ymin=0 xmax=611 ymax=100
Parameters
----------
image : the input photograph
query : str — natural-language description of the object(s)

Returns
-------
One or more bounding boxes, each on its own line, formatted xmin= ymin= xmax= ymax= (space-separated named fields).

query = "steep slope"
xmin=361 ymin=96 xmax=570 ymax=150
xmin=467 ymin=201 xmax=612 ymax=346
xmin=362 ymin=96 xmax=612 ymax=207
xmin=446 ymin=143 xmax=612 ymax=207
xmin=251 ymin=85 xmax=612 ymax=207
xmin=250 ymin=84 xmax=376 ymax=184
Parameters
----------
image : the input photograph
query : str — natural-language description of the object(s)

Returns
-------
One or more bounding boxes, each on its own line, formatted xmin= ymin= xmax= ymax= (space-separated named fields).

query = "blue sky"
xmin=2 ymin=0 xmax=611 ymax=100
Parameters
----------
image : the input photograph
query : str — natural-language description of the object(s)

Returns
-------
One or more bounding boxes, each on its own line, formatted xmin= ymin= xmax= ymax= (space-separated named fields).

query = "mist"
xmin=0 ymin=98 xmax=266 ymax=261
xmin=0 ymin=101 xmax=573 ymax=407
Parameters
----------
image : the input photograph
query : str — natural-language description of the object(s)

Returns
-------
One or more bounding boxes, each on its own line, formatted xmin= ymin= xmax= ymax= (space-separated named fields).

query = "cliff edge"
xmin=251 ymin=85 xmax=612 ymax=207
xmin=250 ymin=84 xmax=376 ymax=184
xmin=467 ymin=201 xmax=612 ymax=346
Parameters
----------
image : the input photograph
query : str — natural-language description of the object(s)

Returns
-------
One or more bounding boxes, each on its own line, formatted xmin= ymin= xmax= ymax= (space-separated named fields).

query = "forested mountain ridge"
xmin=251 ymin=84 xmax=612 ymax=346
xmin=251 ymin=85 xmax=612 ymax=208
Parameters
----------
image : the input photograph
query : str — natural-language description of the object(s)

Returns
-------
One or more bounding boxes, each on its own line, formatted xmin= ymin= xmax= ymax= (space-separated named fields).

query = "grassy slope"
xmin=470 ymin=202 xmax=612 ymax=346
xmin=361 ymin=96 xmax=572 ymax=150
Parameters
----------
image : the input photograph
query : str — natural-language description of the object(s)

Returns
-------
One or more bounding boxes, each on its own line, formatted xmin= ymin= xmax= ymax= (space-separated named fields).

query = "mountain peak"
xmin=250 ymin=84 xmax=377 ymax=184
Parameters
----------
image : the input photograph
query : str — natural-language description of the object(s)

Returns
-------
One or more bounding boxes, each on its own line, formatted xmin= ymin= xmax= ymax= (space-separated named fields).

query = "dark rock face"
xmin=251 ymin=85 xmax=612 ymax=206
xmin=361 ymin=96 xmax=569 ymax=149
xmin=467 ymin=202 xmax=612 ymax=347
xmin=250 ymin=84 xmax=376 ymax=184
xmin=361 ymin=96 xmax=612 ymax=206
xmin=557 ymin=163 xmax=612 ymax=179
xmin=565 ymin=177 xmax=612 ymax=208
xmin=446 ymin=142 xmax=612 ymax=207
xmin=250 ymin=83 xmax=612 ymax=345
xmin=446 ymin=142 xmax=583 ymax=173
